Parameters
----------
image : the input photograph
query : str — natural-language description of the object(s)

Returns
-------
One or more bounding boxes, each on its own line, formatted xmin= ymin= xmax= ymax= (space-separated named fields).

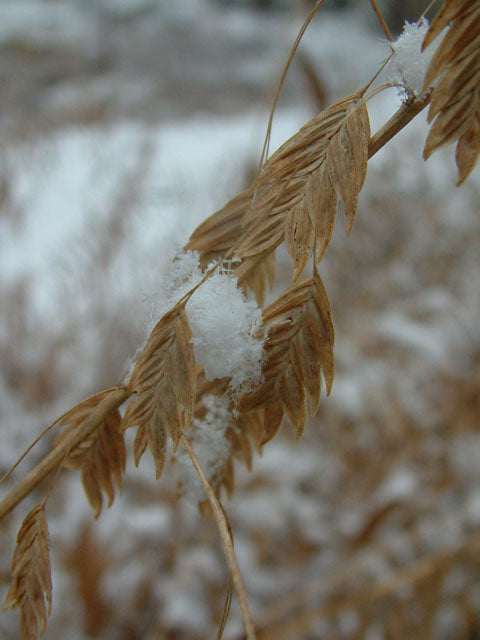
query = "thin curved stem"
xmin=181 ymin=434 xmax=256 ymax=640
xmin=0 ymin=387 xmax=129 ymax=521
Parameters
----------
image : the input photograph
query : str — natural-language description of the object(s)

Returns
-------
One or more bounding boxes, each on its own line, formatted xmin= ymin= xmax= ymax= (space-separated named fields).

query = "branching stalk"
xmin=0 ymin=387 xmax=130 ymax=521
xmin=368 ymin=93 xmax=431 ymax=158
xmin=181 ymin=434 xmax=257 ymax=640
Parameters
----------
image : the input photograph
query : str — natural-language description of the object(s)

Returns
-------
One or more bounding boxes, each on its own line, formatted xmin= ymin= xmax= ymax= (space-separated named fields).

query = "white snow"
xmin=176 ymin=395 xmax=232 ymax=501
xmin=147 ymin=251 xmax=265 ymax=393
xmin=385 ymin=19 xmax=438 ymax=101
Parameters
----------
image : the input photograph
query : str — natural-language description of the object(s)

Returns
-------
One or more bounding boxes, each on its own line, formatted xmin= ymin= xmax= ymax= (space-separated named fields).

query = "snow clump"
xmin=152 ymin=250 xmax=265 ymax=395
xmin=176 ymin=394 xmax=232 ymax=501
xmin=386 ymin=19 xmax=438 ymax=101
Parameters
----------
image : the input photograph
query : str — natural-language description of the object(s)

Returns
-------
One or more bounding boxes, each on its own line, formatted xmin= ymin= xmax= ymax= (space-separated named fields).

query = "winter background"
xmin=1 ymin=0 xmax=480 ymax=638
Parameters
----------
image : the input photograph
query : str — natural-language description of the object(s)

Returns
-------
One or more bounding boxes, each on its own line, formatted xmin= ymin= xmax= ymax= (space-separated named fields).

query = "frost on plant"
xmin=176 ymin=395 xmax=232 ymax=501
xmin=151 ymin=250 xmax=265 ymax=395
xmin=386 ymin=19 xmax=438 ymax=101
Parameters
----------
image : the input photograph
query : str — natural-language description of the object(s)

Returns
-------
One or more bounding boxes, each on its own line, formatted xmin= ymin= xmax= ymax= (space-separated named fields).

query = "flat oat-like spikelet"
xmin=239 ymin=272 xmax=334 ymax=440
xmin=3 ymin=504 xmax=52 ymax=640
xmin=235 ymin=249 xmax=276 ymax=306
xmin=122 ymin=307 xmax=196 ymax=478
xmin=423 ymin=0 xmax=480 ymax=184
xmin=185 ymin=189 xmax=250 ymax=267
xmin=235 ymin=92 xmax=369 ymax=279
xmin=53 ymin=389 xmax=126 ymax=518
xmin=186 ymin=190 xmax=276 ymax=305
xmin=190 ymin=376 xmax=264 ymax=501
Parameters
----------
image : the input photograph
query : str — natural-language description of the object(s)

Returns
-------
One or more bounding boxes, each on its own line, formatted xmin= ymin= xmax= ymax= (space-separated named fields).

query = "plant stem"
xmin=181 ymin=434 xmax=257 ymax=640
xmin=0 ymin=387 xmax=129 ymax=522
xmin=368 ymin=93 xmax=431 ymax=159
xmin=368 ymin=0 xmax=393 ymax=41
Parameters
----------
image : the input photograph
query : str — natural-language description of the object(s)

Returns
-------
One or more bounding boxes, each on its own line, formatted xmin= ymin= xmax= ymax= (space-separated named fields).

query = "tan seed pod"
xmin=3 ymin=504 xmax=52 ymax=640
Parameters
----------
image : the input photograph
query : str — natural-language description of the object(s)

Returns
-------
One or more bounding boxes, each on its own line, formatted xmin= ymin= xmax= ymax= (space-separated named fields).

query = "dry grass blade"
xmin=235 ymin=92 xmax=369 ymax=278
xmin=422 ymin=0 xmax=475 ymax=51
xmin=240 ymin=272 xmax=334 ymax=439
xmin=259 ymin=0 xmax=327 ymax=168
xmin=217 ymin=575 xmax=233 ymax=640
xmin=186 ymin=190 xmax=250 ymax=267
xmin=185 ymin=190 xmax=276 ymax=304
xmin=3 ymin=504 xmax=52 ymax=640
xmin=243 ymin=250 xmax=276 ymax=306
xmin=123 ymin=307 xmax=196 ymax=478
xmin=180 ymin=435 xmax=256 ymax=640
xmin=325 ymin=97 xmax=369 ymax=234
xmin=232 ymin=250 xmax=276 ymax=306
xmin=0 ymin=387 xmax=129 ymax=522
xmin=53 ymin=391 xmax=126 ymax=518
xmin=423 ymin=0 xmax=480 ymax=184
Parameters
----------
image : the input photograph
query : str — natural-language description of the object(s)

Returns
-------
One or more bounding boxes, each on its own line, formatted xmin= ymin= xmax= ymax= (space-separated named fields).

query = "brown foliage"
xmin=123 ymin=306 xmax=196 ymax=478
xmin=64 ymin=524 xmax=110 ymax=637
xmin=423 ymin=0 xmax=480 ymax=184
xmin=235 ymin=92 xmax=369 ymax=278
xmin=53 ymin=389 xmax=126 ymax=518
xmin=3 ymin=505 xmax=52 ymax=640
xmin=240 ymin=272 xmax=334 ymax=440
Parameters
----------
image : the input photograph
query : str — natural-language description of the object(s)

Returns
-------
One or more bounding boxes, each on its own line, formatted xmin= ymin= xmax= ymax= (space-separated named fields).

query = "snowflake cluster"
xmin=151 ymin=250 xmax=265 ymax=395
xmin=176 ymin=394 xmax=233 ymax=501
xmin=386 ymin=19 xmax=439 ymax=102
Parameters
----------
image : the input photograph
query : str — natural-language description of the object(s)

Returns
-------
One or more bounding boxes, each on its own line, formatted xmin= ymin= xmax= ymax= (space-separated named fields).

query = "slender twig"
xmin=421 ymin=0 xmax=440 ymax=20
xmin=368 ymin=93 xmax=431 ymax=158
xmin=217 ymin=575 xmax=233 ymax=640
xmin=0 ymin=387 xmax=129 ymax=521
xmin=260 ymin=0 xmax=326 ymax=169
xmin=0 ymin=386 xmax=122 ymax=487
xmin=368 ymin=0 xmax=393 ymax=41
xmin=181 ymin=434 xmax=256 ymax=640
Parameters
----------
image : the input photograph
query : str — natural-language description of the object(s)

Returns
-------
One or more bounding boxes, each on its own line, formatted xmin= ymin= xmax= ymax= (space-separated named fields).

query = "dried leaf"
xmin=3 ymin=505 xmax=52 ymax=640
xmin=133 ymin=423 xmax=148 ymax=467
xmin=279 ymin=365 xmax=307 ymax=438
xmin=240 ymin=250 xmax=276 ymax=306
xmin=262 ymin=401 xmax=284 ymax=444
xmin=326 ymin=97 xmax=369 ymax=234
xmin=455 ymin=106 xmax=480 ymax=184
xmin=423 ymin=1 xmax=480 ymax=83
xmin=64 ymin=524 xmax=109 ymax=636
xmin=422 ymin=0 xmax=474 ymax=52
xmin=306 ymin=166 xmax=337 ymax=263
xmin=53 ymin=392 xmax=126 ymax=519
xmin=235 ymin=92 xmax=369 ymax=270
xmin=236 ymin=410 xmax=265 ymax=453
xmin=186 ymin=190 xmax=250 ymax=266
xmin=284 ymin=200 xmax=314 ymax=281
xmin=239 ymin=273 xmax=334 ymax=439
xmin=423 ymin=0 xmax=480 ymax=184
xmin=123 ymin=307 xmax=196 ymax=478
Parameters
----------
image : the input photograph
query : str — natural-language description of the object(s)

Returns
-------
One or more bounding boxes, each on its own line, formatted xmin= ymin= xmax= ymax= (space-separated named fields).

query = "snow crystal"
xmin=187 ymin=270 xmax=264 ymax=393
xmin=176 ymin=395 xmax=232 ymax=501
xmin=386 ymin=19 xmax=437 ymax=101
xmin=151 ymin=250 xmax=265 ymax=394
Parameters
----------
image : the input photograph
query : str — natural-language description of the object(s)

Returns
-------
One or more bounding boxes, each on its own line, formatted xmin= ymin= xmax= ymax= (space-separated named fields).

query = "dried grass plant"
xmin=1 ymin=1 xmax=480 ymax=638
